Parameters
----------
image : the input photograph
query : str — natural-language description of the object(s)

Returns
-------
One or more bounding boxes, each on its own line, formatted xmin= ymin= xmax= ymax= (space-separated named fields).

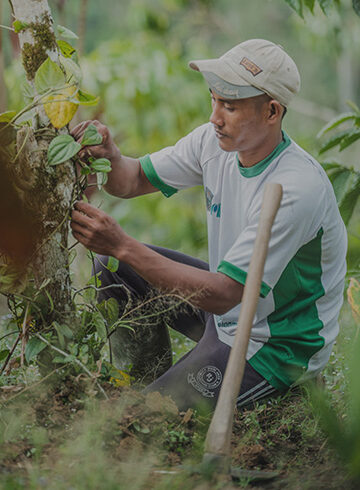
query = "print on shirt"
xmin=205 ymin=187 xmax=214 ymax=211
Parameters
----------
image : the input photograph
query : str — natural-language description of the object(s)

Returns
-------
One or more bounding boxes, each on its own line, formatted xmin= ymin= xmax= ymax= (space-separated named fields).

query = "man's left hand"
xmin=71 ymin=201 xmax=127 ymax=257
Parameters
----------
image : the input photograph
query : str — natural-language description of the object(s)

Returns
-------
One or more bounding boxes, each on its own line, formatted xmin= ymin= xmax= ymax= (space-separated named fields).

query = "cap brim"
xmin=189 ymin=59 xmax=264 ymax=100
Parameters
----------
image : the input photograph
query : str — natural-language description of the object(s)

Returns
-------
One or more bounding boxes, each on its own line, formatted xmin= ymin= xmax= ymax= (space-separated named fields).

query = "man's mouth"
xmin=215 ymin=129 xmax=227 ymax=139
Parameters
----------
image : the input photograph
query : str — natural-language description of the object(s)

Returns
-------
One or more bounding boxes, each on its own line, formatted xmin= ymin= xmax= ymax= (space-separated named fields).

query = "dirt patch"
xmin=0 ymin=379 xmax=355 ymax=489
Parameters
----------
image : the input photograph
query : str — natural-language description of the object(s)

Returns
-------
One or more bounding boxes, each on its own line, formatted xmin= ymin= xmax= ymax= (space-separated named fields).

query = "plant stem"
xmin=20 ymin=303 xmax=29 ymax=367
xmin=0 ymin=334 xmax=21 ymax=375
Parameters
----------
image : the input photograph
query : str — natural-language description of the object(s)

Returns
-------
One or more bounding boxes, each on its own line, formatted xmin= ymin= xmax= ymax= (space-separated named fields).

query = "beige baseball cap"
xmin=189 ymin=39 xmax=300 ymax=107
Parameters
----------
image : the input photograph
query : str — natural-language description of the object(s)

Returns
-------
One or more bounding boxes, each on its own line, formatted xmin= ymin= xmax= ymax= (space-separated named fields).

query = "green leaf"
xmin=107 ymin=256 xmax=119 ymax=273
xmin=319 ymin=130 xmax=349 ymax=154
xmin=353 ymin=0 xmax=360 ymax=16
xmin=325 ymin=165 xmax=360 ymax=225
xmin=35 ymin=58 xmax=65 ymax=94
xmin=25 ymin=338 xmax=46 ymax=363
xmin=284 ymin=0 xmax=304 ymax=17
xmin=75 ymin=89 xmax=99 ymax=107
xmin=304 ymin=0 xmax=315 ymax=12
xmin=318 ymin=0 xmax=334 ymax=15
xmin=0 ymin=111 xmax=16 ymax=123
xmin=13 ymin=20 xmax=29 ymax=33
xmin=97 ymin=298 xmax=119 ymax=326
xmin=52 ymin=355 xmax=66 ymax=363
xmin=57 ymin=40 xmax=76 ymax=58
xmin=339 ymin=129 xmax=360 ymax=151
xmin=0 ymin=123 xmax=16 ymax=146
xmin=97 ymin=172 xmax=108 ymax=190
xmin=21 ymin=81 xmax=35 ymax=101
xmin=54 ymin=323 xmax=65 ymax=348
xmin=81 ymin=166 xmax=91 ymax=176
xmin=0 ymin=349 xmax=10 ymax=362
xmin=53 ymin=321 xmax=73 ymax=340
xmin=93 ymin=312 xmax=107 ymax=340
xmin=90 ymin=158 xmax=112 ymax=173
xmin=105 ymin=298 xmax=119 ymax=325
xmin=81 ymin=124 xmax=103 ymax=146
xmin=60 ymin=56 xmax=82 ymax=84
xmin=346 ymin=100 xmax=360 ymax=115
xmin=317 ymin=113 xmax=356 ymax=138
xmin=338 ymin=173 xmax=360 ymax=225
xmin=57 ymin=25 xmax=79 ymax=40
xmin=48 ymin=134 xmax=81 ymax=165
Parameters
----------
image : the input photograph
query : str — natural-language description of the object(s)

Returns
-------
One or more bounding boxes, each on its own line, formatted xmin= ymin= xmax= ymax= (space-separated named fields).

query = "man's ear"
xmin=267 ymin=100 xmax=282 ymax=122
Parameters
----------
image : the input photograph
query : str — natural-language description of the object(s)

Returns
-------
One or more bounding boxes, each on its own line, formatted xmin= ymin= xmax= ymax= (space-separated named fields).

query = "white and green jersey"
xmin=139 ymin=123 xmax=347 ymax=391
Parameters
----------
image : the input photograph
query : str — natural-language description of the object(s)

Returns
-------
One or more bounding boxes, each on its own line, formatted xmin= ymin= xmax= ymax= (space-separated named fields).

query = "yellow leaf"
xmin=109 ymin=369 xmax=131 ymax=387
xmin=347 ymin=277 xmax=360 ymax=324
xmin=43 ymin=86 xmax=78 ymax=129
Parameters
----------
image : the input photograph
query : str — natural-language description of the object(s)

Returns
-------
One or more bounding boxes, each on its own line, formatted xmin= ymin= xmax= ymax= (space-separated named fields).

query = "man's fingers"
xmin=71 ymin=120 xmax=93 ymax=140
xmin=70 ymin=219 xmax=89 ymax=235
xmin=73 ymin=201 xmax=102 ymax=219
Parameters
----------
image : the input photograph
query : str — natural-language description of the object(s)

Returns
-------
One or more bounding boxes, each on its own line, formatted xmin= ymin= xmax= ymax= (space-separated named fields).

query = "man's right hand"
xmin=71 ymin=120 xmax=121 ymax=165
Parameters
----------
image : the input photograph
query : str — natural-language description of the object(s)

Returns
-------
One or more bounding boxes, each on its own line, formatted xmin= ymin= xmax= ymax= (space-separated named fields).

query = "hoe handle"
xmin=203 ymin=182 xmax=283 ymax=468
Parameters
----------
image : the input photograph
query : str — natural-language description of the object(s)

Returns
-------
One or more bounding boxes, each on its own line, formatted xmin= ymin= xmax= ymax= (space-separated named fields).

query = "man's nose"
xmin=210 ymin=105 xmax=224 ymax=128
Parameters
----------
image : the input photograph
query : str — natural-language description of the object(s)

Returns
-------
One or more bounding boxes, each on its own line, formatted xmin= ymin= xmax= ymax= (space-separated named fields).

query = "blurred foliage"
xmin=1 ymin=0 xmax=359 ymax=266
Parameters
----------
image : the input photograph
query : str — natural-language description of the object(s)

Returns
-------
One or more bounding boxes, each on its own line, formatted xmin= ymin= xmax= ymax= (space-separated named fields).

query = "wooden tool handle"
xmin=204 ymin=183 xmax=283 ymax=462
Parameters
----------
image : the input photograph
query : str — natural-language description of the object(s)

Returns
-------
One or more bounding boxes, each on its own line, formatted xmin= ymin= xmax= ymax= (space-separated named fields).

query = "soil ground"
xmin=0 ymin=374 xmax=355 ymax=490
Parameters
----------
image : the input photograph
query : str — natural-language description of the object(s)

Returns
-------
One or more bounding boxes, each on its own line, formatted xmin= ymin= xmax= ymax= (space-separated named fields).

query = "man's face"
xmin=209 ymin=90 xmax=269 ymax=153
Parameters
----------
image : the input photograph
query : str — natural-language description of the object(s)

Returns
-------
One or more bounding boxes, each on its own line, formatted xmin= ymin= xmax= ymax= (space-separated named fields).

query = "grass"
xmin=0 ymin=303 xmax=358 ymax=489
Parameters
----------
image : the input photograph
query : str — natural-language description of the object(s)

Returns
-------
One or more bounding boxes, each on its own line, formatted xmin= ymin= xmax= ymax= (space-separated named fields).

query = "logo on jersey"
xmin=205 ymin=187 xmax=214 ymax=211
xmin=205 ymin=187 xmax=221 ymax=218
xmin=187 ymin=365 xmax=222 ymax=398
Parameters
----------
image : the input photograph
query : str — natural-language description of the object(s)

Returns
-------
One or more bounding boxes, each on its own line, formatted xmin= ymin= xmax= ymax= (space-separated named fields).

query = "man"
xmin=71 ymin=39 xmax=347 ymax=412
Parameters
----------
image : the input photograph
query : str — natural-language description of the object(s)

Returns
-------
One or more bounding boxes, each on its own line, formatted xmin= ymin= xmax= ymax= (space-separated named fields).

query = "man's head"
xmin=189 ymin=39 xmax=300 ymax=108
xmin=189 ymin=40 xmax=300 ymax=155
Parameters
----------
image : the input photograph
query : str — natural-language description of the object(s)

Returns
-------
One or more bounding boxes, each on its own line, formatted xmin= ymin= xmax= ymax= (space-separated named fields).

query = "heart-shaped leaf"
xmin=90 ymin=158 xmax=111 ymax=173
xmin=35 ymin=58 xmax=65 ymax=94
xmin=57 ymin=25 xmax=79 ymax=40
xmin=25 ymin=337 xmax=46 ymax=363
xmin=43 ymin=86 xmax=78 ymax=129
xmin=81 ymin=124 xmax=103 ymax=146
xmin=48 ymin=134 xmax=81 ymax=165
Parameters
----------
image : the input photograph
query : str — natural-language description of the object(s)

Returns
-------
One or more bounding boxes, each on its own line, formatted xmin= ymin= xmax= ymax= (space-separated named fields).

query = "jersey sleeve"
xmin=139 ymin=125 xmax=206 ymax=197
xmin=217 ymin=174 xmax=326 ymax=298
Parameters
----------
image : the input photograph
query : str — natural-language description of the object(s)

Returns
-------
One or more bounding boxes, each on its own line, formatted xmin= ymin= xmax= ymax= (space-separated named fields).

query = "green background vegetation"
xmin=0 ymin=0 xmax=360 ymax=488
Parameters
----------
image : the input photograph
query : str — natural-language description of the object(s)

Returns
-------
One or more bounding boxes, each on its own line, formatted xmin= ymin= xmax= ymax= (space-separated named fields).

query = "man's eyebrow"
xmin=209 ymin=88 xmax=236 ymax=105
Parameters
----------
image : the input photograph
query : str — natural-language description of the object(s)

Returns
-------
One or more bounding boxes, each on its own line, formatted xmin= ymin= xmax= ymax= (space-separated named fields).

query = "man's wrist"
xmin=114 ymin=234 xmax=137 ymax=264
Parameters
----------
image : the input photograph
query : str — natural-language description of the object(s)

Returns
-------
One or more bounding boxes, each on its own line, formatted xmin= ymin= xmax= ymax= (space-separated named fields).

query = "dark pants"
xmin=95 ymin=245 xmax=280 ymax=412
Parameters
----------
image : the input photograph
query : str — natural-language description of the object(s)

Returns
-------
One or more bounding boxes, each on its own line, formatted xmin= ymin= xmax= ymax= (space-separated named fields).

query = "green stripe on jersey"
xmin=139 ymin=154 xmax=178 ymax=197
xmin=237 ymin=131 xmax=291 ymax=178
xmin=249 ymin=228 xmax=325 ymax=391
xmin=217 ymin=260 xmax=271 ymax=298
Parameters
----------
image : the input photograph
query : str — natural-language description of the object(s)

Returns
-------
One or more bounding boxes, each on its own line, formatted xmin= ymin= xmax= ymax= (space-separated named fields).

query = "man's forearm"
xmin=117 ymin=237 xmax=243 ymax=315
xmin=103 ymin=150 xmax=141 ymax=198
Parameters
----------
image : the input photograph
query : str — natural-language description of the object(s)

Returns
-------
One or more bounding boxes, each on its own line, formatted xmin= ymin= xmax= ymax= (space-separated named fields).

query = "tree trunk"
xmin=8 ymin=0 xmax=75 ymax=327
xmin=0 ymin=0 xmax=7 ymax=112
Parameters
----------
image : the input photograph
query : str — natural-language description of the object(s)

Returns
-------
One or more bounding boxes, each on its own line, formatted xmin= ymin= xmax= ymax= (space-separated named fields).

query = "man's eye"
xmin=225 ymin=106 xmax=235 ymax=112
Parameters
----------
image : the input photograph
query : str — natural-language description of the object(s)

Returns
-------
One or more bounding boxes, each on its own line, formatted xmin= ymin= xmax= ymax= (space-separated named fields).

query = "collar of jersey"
xmin=236 ymin=131 xmax=291 ymax=178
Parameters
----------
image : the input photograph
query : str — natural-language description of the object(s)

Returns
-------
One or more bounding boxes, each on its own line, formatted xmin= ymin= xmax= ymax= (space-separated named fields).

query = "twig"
xmin=0 ymin=330 xmax=20 ymax=342
xmin=34 ymin=333 xmax=108 ymax=400
xmin=0 ymin=334 xmax=21 ymax=376
xmin=20 ymin=303 xmax=30 ymax=367
xmin=12 ymin=126 xmax=31 ymax=163
xmin=0 ymin=24 xmax=14 ymax=31
xmin=72 ymin=283 xmax=128 ymax=299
